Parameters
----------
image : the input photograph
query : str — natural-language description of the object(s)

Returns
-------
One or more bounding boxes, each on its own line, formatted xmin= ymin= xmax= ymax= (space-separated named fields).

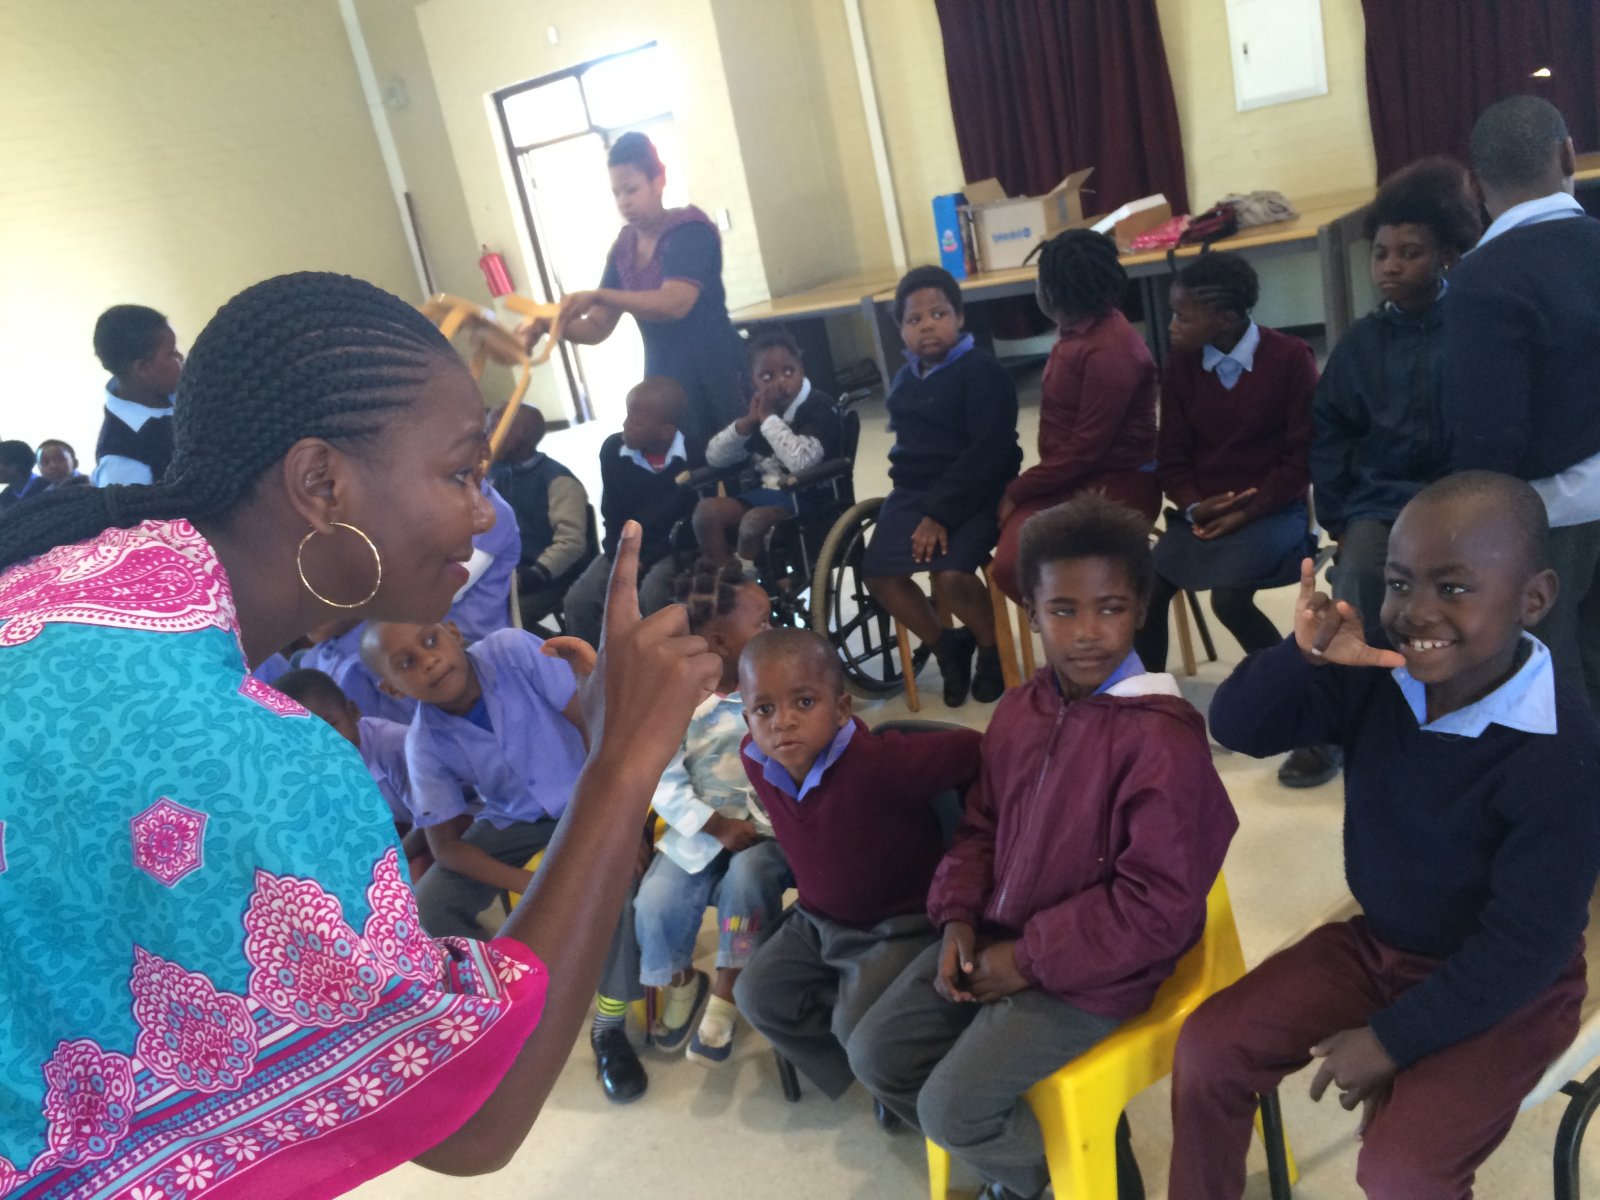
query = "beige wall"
xmin=413 ymin=0 xmax=768 ymax=420
xmin=0 ymin=0 xmax=417 ymax=461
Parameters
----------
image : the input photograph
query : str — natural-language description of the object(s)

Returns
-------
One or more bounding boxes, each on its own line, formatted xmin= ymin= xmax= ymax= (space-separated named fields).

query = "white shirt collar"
xmin=619 ymin=429 xmax=688 ymax=471
xmin=1391 ymin=632 xmax=1557 ymax=737
xmin=779 ymin=378 xmax=812 ymax=426
xmin=104 ymin=386 xmax=175 ymax=432
xmin=1201 ymin=321 xmax=1260 ymax=375
xmin=1477 ymin=192 xmax=1586 ymax=248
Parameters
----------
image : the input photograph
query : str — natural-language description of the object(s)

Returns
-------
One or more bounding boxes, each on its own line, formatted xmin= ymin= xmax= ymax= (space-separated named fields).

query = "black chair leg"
xmin=1260 ymin=1089 xmax=1293 ymax=1199
xmin=1555 ymin=1071 xmax=1600 ymax=1200
xmin=776 ymin=1051 xmax=802 ymax=1103
xmin=1115 ymin=1111 xmax=1145 ymax=1200
xmin=1185 ymin=589 xmax=1219 ymax=663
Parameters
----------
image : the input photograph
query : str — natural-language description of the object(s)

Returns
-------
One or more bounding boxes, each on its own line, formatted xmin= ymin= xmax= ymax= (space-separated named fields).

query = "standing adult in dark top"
xmin=523 ymin=132 xmax=747 ymax=445
xmin=1443 ymin=96 xmax=1600 ymax=713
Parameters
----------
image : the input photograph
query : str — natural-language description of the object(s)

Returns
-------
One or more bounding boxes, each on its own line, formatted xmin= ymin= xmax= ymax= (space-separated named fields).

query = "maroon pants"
xmin=992 ymin=472 xmax=1160 ymax=603
xmin=1169 ymin=917 xmax=1583 ymax=1200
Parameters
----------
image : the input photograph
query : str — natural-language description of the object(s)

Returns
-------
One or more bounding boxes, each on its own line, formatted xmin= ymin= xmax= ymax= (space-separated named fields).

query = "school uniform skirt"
xmin=1152 ymin=499 xmax=1312 ymax=591
xmin=862 ymin=488 xmax=999 ymax=576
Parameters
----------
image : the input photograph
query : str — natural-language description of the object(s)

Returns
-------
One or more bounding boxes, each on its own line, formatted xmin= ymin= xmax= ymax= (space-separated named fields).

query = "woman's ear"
xmin=280 ymin=438 xmax=345 ymax=533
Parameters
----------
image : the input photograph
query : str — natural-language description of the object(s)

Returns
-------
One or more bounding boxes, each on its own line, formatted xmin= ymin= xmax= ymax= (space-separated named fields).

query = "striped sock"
xmin=592 ymin=994 xmax=628 ymax=1038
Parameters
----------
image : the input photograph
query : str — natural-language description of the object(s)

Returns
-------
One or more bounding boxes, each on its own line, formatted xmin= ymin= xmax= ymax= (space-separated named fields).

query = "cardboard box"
xmin=963 ymin=167 xmax=1096 ymax=271
xmin=1090 ymin=194 xmax=1174 ymax=251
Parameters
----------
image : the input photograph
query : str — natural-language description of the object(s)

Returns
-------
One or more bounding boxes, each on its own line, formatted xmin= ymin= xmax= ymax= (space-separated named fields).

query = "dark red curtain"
xmin=1362 ymin=0 xmax=1600 ymax=181
xmin=933 ymin=0 xmax=1190 ymax=217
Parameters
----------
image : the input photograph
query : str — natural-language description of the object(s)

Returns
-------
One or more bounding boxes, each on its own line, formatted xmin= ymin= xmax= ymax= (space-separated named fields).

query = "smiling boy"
xmin=1172 ymin=470 xmax=1600 ymax=1199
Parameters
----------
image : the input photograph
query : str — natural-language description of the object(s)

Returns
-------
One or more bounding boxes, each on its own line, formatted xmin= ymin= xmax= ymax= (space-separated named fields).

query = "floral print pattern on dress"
xmin=41 ymin=1040 xmax=136 ymax=1167
xmin=130 ymin=947 xmax=258 ymax=1094
xmin=236 ymin=675 xmax=308 ymax=718
xmin=130 ymin=798 xmax=208 ymax=888
xmin=242 ymin=870 xmax=381 ymax=1026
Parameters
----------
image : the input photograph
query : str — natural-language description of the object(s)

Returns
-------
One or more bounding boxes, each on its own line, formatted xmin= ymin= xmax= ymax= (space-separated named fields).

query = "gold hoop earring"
xmin=297 ymin=523 xmax=383 ymax=609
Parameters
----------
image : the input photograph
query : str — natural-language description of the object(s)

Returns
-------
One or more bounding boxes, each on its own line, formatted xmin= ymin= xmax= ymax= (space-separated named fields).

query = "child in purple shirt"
xmin=361 ymin=620 xmax=653 ymax=1105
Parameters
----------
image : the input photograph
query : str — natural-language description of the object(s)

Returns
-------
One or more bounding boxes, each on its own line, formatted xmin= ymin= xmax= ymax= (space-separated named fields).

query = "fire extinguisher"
xmin=478 ymin=246 xmax=514 ymax=298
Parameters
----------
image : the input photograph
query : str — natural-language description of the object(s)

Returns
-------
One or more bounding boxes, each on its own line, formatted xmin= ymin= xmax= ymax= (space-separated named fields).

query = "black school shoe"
xmin=971 ymin=642 xmax=1005 ymax=703
xmin=933 ymin=628 xmax=976 ymax=707
xmin=874 ymin=1099 xmax=903 ymax=1134
xmin=1277 ymin=743 xmax=1344 ymax=789
xmin=592 ymin=1026 xmax=648 ymax=1104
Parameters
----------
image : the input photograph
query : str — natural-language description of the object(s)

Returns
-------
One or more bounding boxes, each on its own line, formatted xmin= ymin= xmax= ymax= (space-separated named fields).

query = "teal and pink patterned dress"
xmin=0 ymin=520 xmax=548 ymax=1198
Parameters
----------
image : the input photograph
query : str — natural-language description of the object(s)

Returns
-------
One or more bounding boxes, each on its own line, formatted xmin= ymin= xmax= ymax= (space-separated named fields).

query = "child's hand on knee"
xmin=705 ymin=814 xmax=762 ymax=852
xmin=968 ymin=939 xmax=1029 ymax=1004
xmin=911 ymin=517 xmax=949 ymax=564
xmin=1294 ymin=558 xmax=1405 ymax=669
xmin=1309 ymin=1025 xmax=1397 ymax=1128
xmin=936 ymin=921 xmax=977 ymax=1003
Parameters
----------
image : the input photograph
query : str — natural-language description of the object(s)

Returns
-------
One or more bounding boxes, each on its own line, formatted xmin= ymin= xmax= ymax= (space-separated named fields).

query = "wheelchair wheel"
xmin=811 ymin=497 xmax=928 ymax=696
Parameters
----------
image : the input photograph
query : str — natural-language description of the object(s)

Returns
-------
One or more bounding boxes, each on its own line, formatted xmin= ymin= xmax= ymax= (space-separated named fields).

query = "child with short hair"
xmin=1312 ymin=158 xmax=1481 ymax=627
xmin=864 ymin=266 xmax=1023 ymax=707
xmin=850 ymin=494 xmax=1236 ymax=1200
xmin=635 ymin=559 xmax=791 ymax=1064
xmin=90 ymin=304 xmax=182 ymax=486
xmin=694 ymin=331 xmax=842 ymax=570
xmin=1170 ymin=471 xmax=1600 ymax=1199
xmin=487 ymin=403 xmax=593 ymax=629
xmin=1133 ymin=251 xmax=1329 ymax=786
xmin=560 ymin=376 xmax=702 ymax=645
xmin=993 ymin=230 xmax=1159 ymax=603
xmin=733 ymin=628 xmax=982 ymax=1105
xmin=362 ymin=619 xmax=651 ymax=1104
xmin=271 ymin=666 xmax=435 ymax=881
xmin=35 ymin=439 xmax=88 ymax=490
xmin=0 ymin=441 xmax=43 ymax=512
xmin=301 ymin=615 xmax=416 ymax=724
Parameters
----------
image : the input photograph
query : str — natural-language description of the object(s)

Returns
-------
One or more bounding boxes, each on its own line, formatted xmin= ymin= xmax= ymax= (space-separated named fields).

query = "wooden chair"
xmin=417 ymin=293 xmax=546 ymax=460
xmin=897 ymin=566 xmax=1025 ymax=713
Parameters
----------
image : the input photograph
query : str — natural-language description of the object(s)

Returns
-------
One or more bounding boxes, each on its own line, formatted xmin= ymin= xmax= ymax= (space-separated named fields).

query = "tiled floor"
xmin=349 ymin=374 xmax=1589 ymax=1197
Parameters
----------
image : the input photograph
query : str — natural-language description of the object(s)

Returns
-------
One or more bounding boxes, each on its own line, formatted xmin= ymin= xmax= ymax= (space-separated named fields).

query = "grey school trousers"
xmin=848 ymin=941 xmax=1121 ymax=1199
xmin=733 ymin=906 xmax=937 ymax=1099
xmin=413 ymin=816 xmax=643 ymax=1002
xmin=1542 ymin=519 xmax=1600 ymax=715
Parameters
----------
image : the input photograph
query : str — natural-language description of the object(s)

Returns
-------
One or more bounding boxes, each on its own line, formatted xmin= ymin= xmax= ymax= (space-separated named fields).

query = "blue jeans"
xmin=634 ymin=839 xmax=792 ymax=987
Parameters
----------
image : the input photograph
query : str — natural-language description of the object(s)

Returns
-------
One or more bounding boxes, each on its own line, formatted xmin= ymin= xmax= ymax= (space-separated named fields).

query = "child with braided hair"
xmin=993 ymin=229 xmax=1160 ymax=603
xmin=634 ymin=558 xmax=793 ymax=1064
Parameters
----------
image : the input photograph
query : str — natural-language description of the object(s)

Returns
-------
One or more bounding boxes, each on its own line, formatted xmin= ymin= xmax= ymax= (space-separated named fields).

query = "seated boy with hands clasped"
xmin=361 ymin=620 xmax=652 ymax=1105
xmin=1171 ymin=471 xmax=1600 ymax=1199
xmin=850 ymin=494 xmax=1237 ymax=1200
xmin=732 ymin=629 xmax=982 ymax=1113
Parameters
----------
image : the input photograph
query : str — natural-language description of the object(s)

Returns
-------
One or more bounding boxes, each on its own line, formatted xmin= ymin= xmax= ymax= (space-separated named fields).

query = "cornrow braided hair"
xmin=673 ymin=557 xmax=748 ymax=633
xmin=1174 ymin=250 xmax=1259 ymax=318
xmin=0 ymin=272 xmax=456 ymax=571
xmin=1037 ymin=229 xmax=1126 ymax=319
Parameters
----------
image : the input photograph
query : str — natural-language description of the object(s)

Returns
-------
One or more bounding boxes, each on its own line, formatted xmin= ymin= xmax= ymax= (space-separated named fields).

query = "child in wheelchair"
xmin=849 ymin=494 xmax=1235 ymax=1200
xmin=863 ymin=265 xmax=1022 ymax=707
xmin=694 ymin=331 xmax=841 ymax=572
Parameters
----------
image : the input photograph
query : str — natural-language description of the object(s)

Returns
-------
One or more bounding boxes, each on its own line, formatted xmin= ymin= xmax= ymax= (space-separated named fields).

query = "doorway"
xmin=494 ymin=44 xmax=683 ymax=426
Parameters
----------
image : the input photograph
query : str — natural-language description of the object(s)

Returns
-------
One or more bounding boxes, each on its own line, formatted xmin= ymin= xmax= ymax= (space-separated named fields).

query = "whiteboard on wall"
xmin=1225 ymin=0 xmax=1329 ymax=112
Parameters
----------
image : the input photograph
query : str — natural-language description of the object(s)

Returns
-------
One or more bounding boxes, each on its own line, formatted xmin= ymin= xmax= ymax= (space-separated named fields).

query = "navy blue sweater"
xmin=886 ymin=347 xmax=1022 ymax=529
xmin=1210 ymin=636 xmax=1600 ymax=1069
xmin=1443 ymin=215 xmax=1600 ymax=479
xmin=1312 ymin=298 xmax=1450 ymax=534
xmin=596 ymin=432 xmax=703 ymax=566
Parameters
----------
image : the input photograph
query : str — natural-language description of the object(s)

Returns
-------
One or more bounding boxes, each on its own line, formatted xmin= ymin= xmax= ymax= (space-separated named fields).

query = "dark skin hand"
xmin=936 ymin=921 xmax=978 ymax=1003
xmin=1193 ymin=508 xmax=1251 ymax=541
xmin=1308 ymin=1026 xmax=1398 ymax=1133
xmin=968 ymin=940 xmax=1029 ymax=1003
xmin=704 ymin=813 xmax=763 ymax=853
xmin=911 ymin=516 xmax=950 ymax=564
xmin=935 ymin=923 xmax=1029 ymax=1004
xmin=1190 ymin=488 xmax=1257 ymax=541
xmin=1293 ymin=557 xmax=1405 ymax=669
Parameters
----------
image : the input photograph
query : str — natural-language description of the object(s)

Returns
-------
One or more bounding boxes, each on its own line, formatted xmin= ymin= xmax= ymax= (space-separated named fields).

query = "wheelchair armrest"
xmin=779 ymin=458 xmax=852 ymax=491
xmin=674 ymin=463 xmax=746 ymax=493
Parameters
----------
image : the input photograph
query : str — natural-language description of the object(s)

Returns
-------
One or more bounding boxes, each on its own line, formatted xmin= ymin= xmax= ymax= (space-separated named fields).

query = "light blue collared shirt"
xmin=620 ymin=429 xmax=688 ymax=472
xmin=1201 ymin=321 xmax=1260 ymax=390
xmin=1391 ymin=632 xmax=1557 ymax=738
xmin=742 ymin=719 xmax=857 ymax=801
xmin=903 ymin=332 xmax=976 ymax=380
xmin=91 ymin=389 xmax=176 ymax=487
xmin=1477 ymin=192 xmax=1586 ymax=247
xmin=1093 ymin=650 xmax=1146 ymax=696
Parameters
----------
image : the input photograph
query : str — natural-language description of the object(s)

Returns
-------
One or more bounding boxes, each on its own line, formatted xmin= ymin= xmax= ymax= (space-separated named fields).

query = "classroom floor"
xmin=349 ymin=375 xmax=1586 ymax=1198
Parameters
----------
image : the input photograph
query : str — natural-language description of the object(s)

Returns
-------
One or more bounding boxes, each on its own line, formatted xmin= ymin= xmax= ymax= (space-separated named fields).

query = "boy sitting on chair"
xmin=1171 ymin=471 xmax=1600 ymax=1199
xmin=849 ymin=494 xmax=1236 ymax=1200
xmin=732 ymin=629 xmax=981 ymax=1115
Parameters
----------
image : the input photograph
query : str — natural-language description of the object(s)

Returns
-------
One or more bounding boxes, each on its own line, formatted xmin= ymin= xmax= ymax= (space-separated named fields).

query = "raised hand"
xmin=584 ymin=521 xmax=723 ymax=765
xmin=1293 ymin=558 xmax=1405 ymax=669
xmin=735 ymin=392 xmax=764 ymax=437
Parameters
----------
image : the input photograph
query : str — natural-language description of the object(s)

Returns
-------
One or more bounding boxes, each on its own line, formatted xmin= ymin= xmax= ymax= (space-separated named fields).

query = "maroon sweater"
xmin=740 ymin=719 xmax=982 ymax=929
xmin=1006 ymin=310 xmax=1158 ymax=507
xmin=928 ymin=670 xmax=1237 ymax=1018
xmin=1156 ymin=325 xmax=1318 ymax=522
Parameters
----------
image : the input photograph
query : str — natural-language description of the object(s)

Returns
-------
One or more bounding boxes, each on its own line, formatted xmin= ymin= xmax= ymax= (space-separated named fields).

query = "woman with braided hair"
xmin=993 ymin=228 xmax=1160 ymax=603
xmin=0 ymin=272 xmax=720 ymax=1197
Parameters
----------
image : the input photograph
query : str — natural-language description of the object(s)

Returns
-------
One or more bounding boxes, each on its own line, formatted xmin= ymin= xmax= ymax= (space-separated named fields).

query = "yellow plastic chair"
xmin=925 ymin=873 xmax=1297 ymax=1198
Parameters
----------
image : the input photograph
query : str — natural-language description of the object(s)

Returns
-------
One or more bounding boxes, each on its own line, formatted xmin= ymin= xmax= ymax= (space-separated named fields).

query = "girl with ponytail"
xmin=0 ymin=272 xmax=719 ymax=1197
